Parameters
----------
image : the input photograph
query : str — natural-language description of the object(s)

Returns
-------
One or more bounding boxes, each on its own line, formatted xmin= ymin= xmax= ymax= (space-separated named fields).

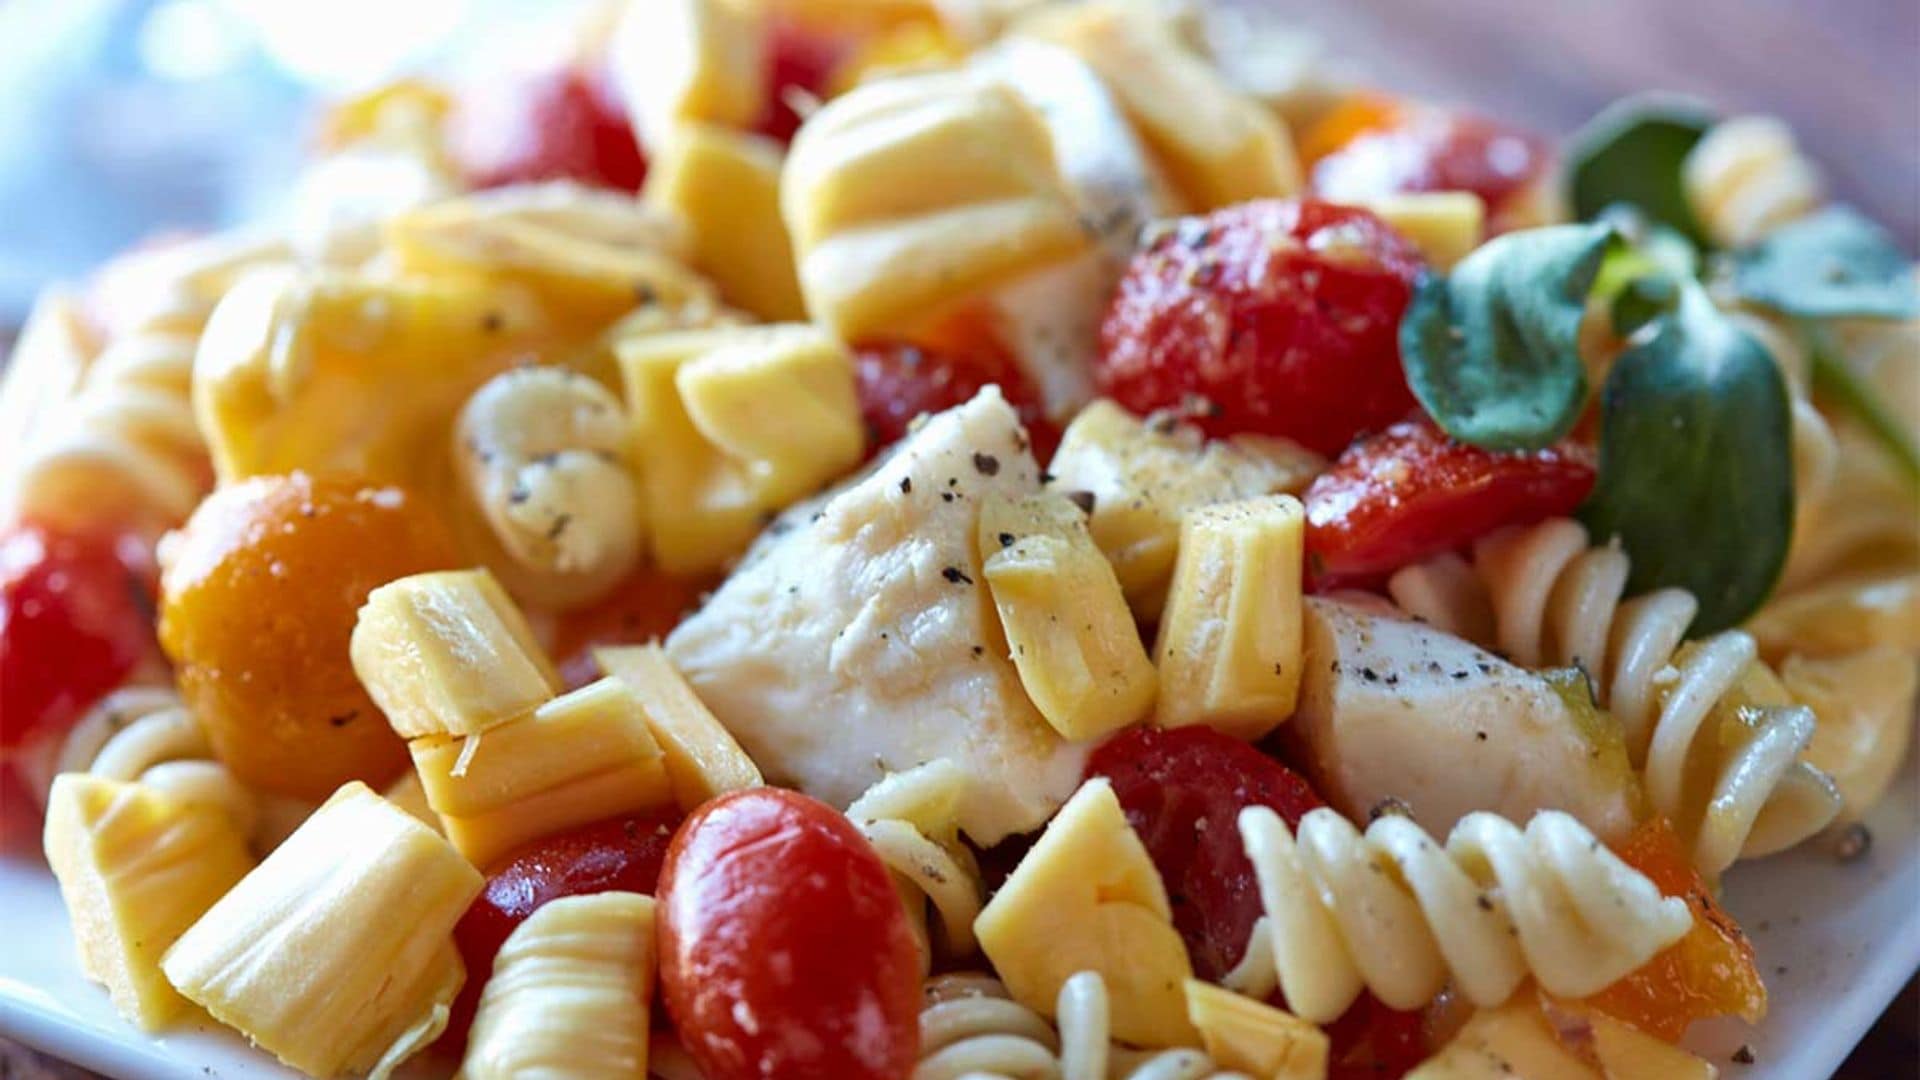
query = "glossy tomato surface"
xmin=658 ymin=788 xmax=919 ymax=1080
xmin=1309 ymin=98 xmax=1554 ymax=233
xmin=1096 ymin=199 xmax=1425 ymax=456
xmin=0 ymin=523 xmax=157 ymax=753
xmin=1086 ymin=725 xmax=1326 ymax=981
xmin=158 ymin=474 xmax=460 ymax=799
xmin=854 ymin=339 xmax=1059 ymax=463
xmin=452 ymin=62 xmax=647 ymax=192
xmin=1303 ymin=417 xmax=1597 ymax=589
xmin=445 ymin=809 xmax=682 ymax=1046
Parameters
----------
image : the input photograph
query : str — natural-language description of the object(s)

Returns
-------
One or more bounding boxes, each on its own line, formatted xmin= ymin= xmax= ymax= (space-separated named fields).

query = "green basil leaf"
xmin=1731 ymin=206 xmax=1920 ymax=319
xmin=1580 ymin=284 xmax=1794 ymax=634
xmin=1566 ymin=94 xmax=1716 ymax=245
xmin=1400 ymin=223 xmax=1612 ymax=451
xmin=1805 ymin=324 xmax=1920 ymax=488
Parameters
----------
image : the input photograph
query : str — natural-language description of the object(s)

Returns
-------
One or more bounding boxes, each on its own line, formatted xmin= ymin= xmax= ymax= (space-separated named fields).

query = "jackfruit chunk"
xmin=974 ymin=778 xmax=1198 ymax=1048
xmin=595 ymin=644 xmax=764 ymax=810
xmin=459 ymin=892 xmax=658 ymax=1080
xmin=978 ymin=492 xmax=1156 ymax=740
xmin=1154 ymin=495 xmax=1305 ymax=739
xmin=161 ymin=782 xmax=480 ymax=1078
xmin=1182 ymin=980 xmax=1328 ymax=1080
xmin=350 ymin=568 xmax=561 ymax=740
xmin=43 ymin=775 xmax=254 ymax=1030
xmin=646 ymin=125 xmax=806 ymax=321
xmin=1018 ymin=2 xmax=1300 ymax=210
xmin=617 ymin=324 xmax=864 ymax=573
xmin=612 ymin=0 xmax=767 ymax=146
xmin=1047 ymin=400 xmax=1322 ymax=620
xmin=411 ymin=677 xmax=676 ymax=868
xmin=782 ymin=70 xmax=1091 ymax=342
xmin=1354 ymin=192 xmax=1486 ymax=270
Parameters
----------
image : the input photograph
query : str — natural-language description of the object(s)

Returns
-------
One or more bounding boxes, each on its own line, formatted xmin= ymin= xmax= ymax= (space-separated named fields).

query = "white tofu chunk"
xmin=667 ymin=388 xmax=1087 ymax=843
xmin=1290 ymin=598 xmax=1638 ymax=841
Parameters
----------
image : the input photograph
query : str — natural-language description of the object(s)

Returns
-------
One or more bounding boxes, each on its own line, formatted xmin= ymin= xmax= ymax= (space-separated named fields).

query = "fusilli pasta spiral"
xmin=1386 ymin=517 xmax=1843 ymax=874
xmin=1683 ymin=114 xmax=1823 ymax=250
xmin=52 ymin=686 xmax=310 ymax=853
xmin=914 ymin=972 xmax=1244 ymax=1080
xmin=847 ymin=760 xmax=986 ymax=968
xmin=4 ymin=233 xmax=284 ymax=533
xmin=1234 ymin=805 xmax=1692 ymax=1025
xmin=455 ymin=366 xmax=644 ymax=610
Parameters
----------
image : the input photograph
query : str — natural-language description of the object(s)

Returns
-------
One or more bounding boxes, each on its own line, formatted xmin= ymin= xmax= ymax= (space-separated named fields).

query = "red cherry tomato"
xmin=854 ymin=340 xmax=1060 ymax=463
xmin=0 ymin=523 xmax=157 ymax=753
xmin=452 ymin=62 xmax=647 ymax=192
xmin=1086 ymin=727 xmax=1429 ymax=1077
xmin=1310 ymin=105 xmax=1552 ymax=235
xmin=445 ymin=809 xmax=682 ymax=1047
xmin=755 ymin=18 xmax=848 ymax=144
xmin=658 ymin=787 xmax=919 ymax=1080
xmin=1085 ymin=726 xmax=1325 ymax=981
xmin=1096 ymin=199 xmax=1426 ymax=456
xmin=1303 ymin=417 xmax=1597 ymax=589
xmin=549 ymin=566 xmax=716 ymax=690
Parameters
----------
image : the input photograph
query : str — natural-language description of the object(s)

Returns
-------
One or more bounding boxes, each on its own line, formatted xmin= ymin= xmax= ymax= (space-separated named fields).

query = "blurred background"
xmin=0 ymin=0 xmax=1914 ymax=329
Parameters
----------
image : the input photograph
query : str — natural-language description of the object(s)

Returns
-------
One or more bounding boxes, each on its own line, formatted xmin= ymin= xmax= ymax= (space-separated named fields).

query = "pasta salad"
xmin=2 ymin=1 xmax=1915 ymax=1077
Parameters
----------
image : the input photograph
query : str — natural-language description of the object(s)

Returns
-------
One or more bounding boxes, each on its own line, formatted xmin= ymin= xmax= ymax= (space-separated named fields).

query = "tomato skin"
xmin=444 ymin=809 xmax=682 ymax=1047
xmin=1086 ymin=726 xmax=1326 ymax=981
xmin=0 ymin=523 xmax=157 ymax=753
xmin=755 ymin=19 xmax=848 ymax=144
xmin=853 ymin=340 xmax=1060 ymax=463
xmin=1310 ymin=104 xmax=1553 ymax=234
xmin=1303 ymin=417 xmax=1597 ymax=589
xmin=1095 ymin=199 xmax=1426 ymax=456
xmin=452 ymin=62 xmax=647 ymax=192
xmin=549 ymin=566 xmax=715 ymax=690
xmin=659 ymin=788 xmax=920 ymax=1080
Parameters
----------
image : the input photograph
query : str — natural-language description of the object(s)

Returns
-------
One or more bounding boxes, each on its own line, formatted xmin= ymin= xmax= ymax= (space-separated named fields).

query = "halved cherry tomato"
xmin=451 ymin=62 xmax=647 ymax=192
xmin=755 ymin=18 xmax=849 ymax=144
xmin=444 ymin=808 xmax=683 ymax=1048
xmin=658 ymin=787 xmax=919 ymax=1080
xmin=1303 ymin=417 xmax=1597 ymax=589
xmin=1323 ymin=992 xmax=1431 ymax=1080
xmin=854 ymin=339 xmax=1060 ymax=463
xmin=549 ymin=565 xmax=716 ymax=690
xmin=1085 ymin=726 xmax=1326 ymax=981
xmin=1579 ymin=816 xmax=1767 ymax=1040
xmin=1095 ymin=199 xmax=1426 ymax=456
xmin=1308 ymin=100 xmax=1554 ymax=234
xmin=0 ymin=523 xmax=157 ymax=753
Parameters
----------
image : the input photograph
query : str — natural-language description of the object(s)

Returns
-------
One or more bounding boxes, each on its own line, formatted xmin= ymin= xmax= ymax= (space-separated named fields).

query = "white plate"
xmin=3 ymin=753 xmax=1915 ymax=1080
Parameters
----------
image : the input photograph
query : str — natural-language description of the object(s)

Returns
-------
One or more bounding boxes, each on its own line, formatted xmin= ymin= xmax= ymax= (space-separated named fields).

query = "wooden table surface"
xmin=3 ymin=1 xmax=1916 ymax=1076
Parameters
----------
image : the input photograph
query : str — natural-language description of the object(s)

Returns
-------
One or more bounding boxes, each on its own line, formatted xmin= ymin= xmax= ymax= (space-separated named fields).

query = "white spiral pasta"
xmin=846 ymin=760 xmax=986 ymax=968
xmin=1234 ymin=805 xmax=1692 ymax=1025
xmin=54 ymin=686 xmax=256 ymax=838
xmin=1387 ymin=518 xmax=1843 ymax=874
xmin=4 ymin=233 xmax=284 ymax=533
xmin=1683 ymin=114 xmax=1823 ymax=250
xmin=913 ymin=972 xmax=1245 ymax=1080
xmin=455 ymin=365 xmax=645 ymax=610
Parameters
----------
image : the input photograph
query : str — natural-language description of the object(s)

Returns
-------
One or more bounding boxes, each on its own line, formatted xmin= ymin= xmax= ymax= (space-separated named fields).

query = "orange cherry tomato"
xmin=159 ymin=473 xmax=461 ymax=799
xmin=658 ymin=788 xmax=920 ymax=1080
xmin=1580 ymin=816 xmax=1767 ymax=1040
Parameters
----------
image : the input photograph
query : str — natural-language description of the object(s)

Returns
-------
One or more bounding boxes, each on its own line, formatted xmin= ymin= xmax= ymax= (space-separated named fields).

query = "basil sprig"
xmin=1565 ymin=94 xmax=1716 ymax=246
xmin=1730 ymin=207 xmax=1920 ymax=319
xmin=1400 ymin=223 xmax=1612 ymax=450
xmin=1580 ymin=282 xmax=1795 ymax=633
